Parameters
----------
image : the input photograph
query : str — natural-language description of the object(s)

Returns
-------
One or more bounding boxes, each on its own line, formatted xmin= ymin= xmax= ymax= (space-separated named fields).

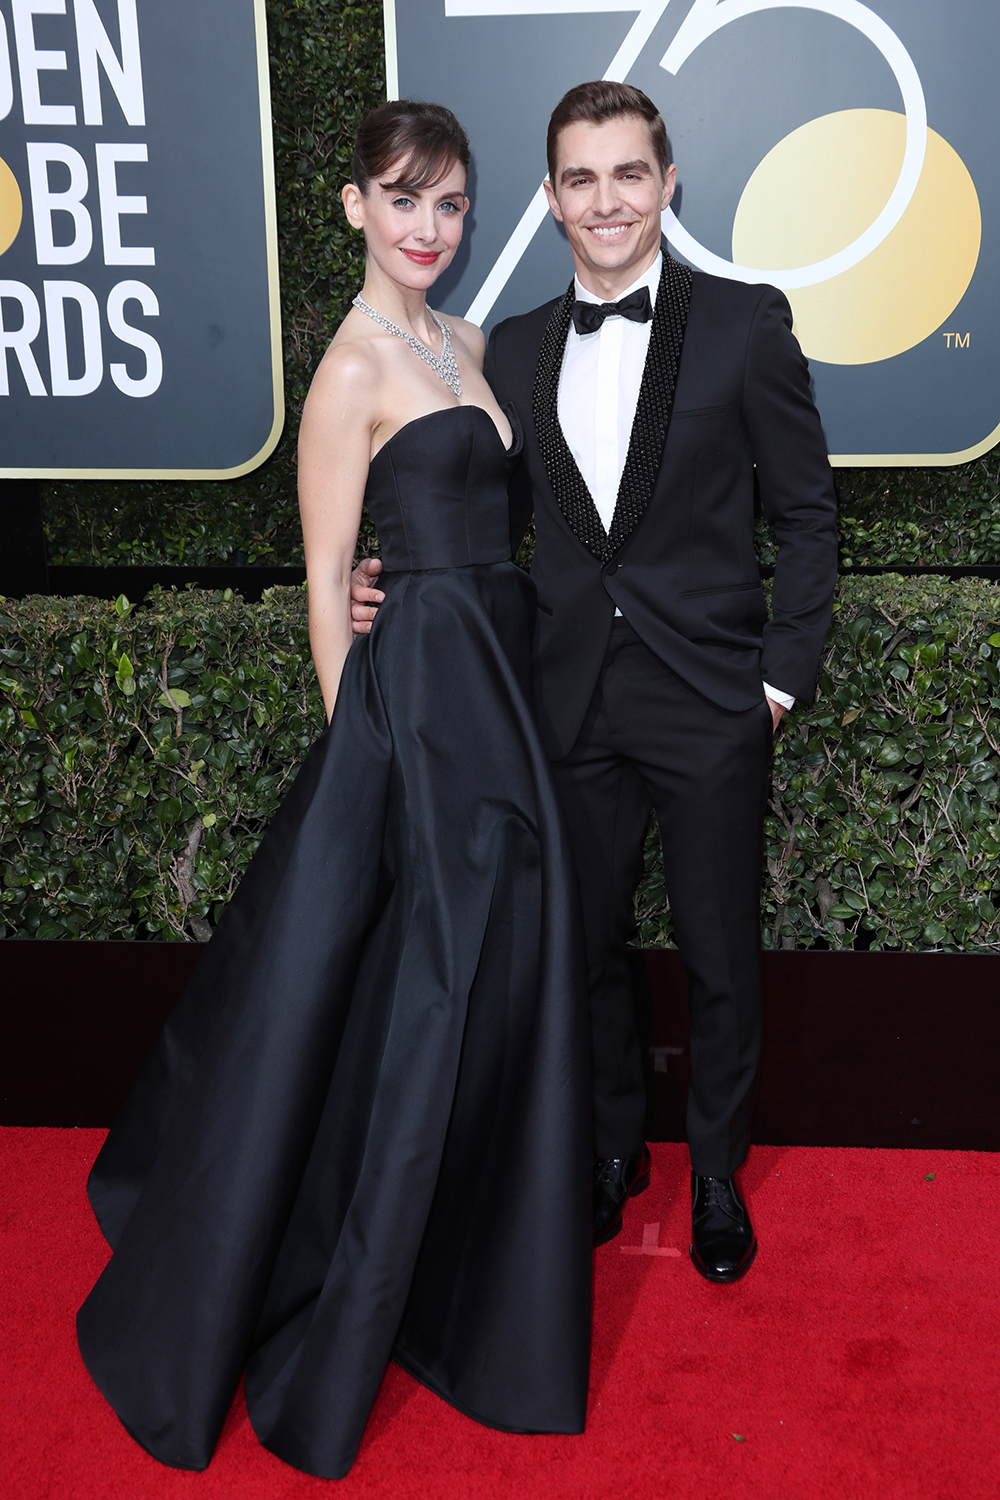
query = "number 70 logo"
xmin=389 ymin=0 xmax=996 ymax=464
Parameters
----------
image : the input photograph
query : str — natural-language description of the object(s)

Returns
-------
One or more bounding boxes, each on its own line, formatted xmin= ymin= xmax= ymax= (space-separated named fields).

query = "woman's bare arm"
xmin=298 ymin=343 xmax=379 ymax=720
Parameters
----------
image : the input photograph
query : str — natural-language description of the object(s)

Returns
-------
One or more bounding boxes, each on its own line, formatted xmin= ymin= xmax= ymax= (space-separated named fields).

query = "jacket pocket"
xmin=678 ymin=581 xmax=763 ymax=599
xmin=670 ymin=403 xmax=732 ymax=419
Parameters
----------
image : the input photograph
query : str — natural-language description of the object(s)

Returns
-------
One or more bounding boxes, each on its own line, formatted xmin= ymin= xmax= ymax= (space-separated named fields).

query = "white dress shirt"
xmin=556 ymin=251 xmax=794 ymax=711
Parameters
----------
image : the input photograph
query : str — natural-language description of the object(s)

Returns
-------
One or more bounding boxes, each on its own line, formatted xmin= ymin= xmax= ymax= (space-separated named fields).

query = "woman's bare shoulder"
xmin=309 ymin=318 xmax=383 ymax=406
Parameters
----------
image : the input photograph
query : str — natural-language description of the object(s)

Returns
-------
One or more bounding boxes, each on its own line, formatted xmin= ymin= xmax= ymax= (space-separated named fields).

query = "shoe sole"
xmin=689 ymin=1236 xmax=758 ymax=1283
xmin=593 ymin=1167 xmax=651 ymax=1248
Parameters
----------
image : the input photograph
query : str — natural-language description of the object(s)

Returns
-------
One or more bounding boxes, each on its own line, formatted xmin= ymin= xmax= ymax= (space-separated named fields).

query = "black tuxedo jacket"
xmin=485 ymin=258 xmax=839 ymax=761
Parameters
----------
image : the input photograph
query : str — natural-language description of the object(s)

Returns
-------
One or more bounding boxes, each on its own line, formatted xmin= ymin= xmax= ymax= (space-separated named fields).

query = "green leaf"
xmin=155 ymin=796 xmax=183 ymax=827
xmin=158 ymin=688 xmax=192 ymax=709
xmin=924 ymin=1172 xmax=935 ymax=1181
xmin=71 ymin=635 xmax=95 ymax=670
xmin=732 ymin=1434 xmax=746 ymax=1443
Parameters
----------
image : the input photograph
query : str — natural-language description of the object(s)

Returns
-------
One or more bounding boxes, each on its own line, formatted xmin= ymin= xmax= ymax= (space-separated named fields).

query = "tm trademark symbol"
xmin=943 ymin=333 xmax=971 ymax=348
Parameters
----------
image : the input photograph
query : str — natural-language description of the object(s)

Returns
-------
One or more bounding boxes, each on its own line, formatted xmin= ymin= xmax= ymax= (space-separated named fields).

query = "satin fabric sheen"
xmin=76 ymin=405 xmax=592 ymax=1479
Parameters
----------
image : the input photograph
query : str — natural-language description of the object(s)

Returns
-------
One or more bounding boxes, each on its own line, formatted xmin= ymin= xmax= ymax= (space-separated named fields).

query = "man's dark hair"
xmin=546 ymin=81 xmax=670 ymax=185
xmin=351 ymin=99 xmax=470 ymax=195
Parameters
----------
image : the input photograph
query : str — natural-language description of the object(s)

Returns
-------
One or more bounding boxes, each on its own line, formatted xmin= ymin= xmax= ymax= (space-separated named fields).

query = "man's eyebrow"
xmin=559 ymin=158 xmax=653 ymax=184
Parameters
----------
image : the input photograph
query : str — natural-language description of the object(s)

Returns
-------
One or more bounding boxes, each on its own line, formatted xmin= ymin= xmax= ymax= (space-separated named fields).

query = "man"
xmin=354 ymin=81 xmax=838 ymax=1282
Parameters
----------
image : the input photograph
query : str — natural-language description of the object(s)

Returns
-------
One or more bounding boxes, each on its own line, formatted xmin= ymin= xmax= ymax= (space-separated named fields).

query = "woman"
xmin=77 ymin=101 xmax=591 ymax=1479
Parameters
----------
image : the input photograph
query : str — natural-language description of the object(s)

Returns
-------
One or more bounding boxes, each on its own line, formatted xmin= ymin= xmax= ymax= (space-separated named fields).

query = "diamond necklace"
xmin=352 ymin=294 xmax=462 ymax=398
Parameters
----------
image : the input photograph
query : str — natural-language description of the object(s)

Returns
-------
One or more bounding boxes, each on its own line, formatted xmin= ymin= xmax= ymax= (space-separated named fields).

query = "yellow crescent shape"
xmin=0 ymin=156 xmax=23 ymax=258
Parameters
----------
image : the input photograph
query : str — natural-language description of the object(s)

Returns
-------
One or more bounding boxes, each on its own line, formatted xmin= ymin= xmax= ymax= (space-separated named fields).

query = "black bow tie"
xmin=571 ymin=285 xmax=653 ymax=335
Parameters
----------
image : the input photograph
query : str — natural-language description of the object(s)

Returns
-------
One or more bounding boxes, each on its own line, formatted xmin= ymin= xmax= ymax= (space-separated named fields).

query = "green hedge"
xmin=0 ymin=587 xmax=321 ymax=940
xmin=39 ymin=0 xmax=999 ymax=572
xmin=833 ymin=455 xmax=1000 ymax=568
xmin=2 ymin=577 xmax=998 ymax=950
xmin=751 ymin=451 xmax=1000 ymax=570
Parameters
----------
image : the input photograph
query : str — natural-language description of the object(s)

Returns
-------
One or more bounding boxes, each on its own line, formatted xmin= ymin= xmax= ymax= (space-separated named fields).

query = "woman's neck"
xmin=359 ymin=263 xmax=437 ymax=344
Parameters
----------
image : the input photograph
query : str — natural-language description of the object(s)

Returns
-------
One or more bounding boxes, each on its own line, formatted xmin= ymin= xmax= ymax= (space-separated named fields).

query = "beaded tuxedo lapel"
xmin=607 ymin=254 xmax=693 ymax=557
xmin=533 ymin=281 xmax=608 ymax=561
xmin=531 ymin=254 xmax=694 ymax=564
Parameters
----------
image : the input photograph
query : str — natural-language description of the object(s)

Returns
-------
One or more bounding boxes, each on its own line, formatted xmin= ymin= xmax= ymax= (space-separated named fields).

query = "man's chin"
xmin=576 ymin=242 xmax=657 ymax=281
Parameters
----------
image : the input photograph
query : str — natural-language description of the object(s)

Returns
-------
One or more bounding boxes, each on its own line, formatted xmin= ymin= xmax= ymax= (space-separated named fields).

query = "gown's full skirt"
xmin=76 ymin=554 xmax=592 ymax=1479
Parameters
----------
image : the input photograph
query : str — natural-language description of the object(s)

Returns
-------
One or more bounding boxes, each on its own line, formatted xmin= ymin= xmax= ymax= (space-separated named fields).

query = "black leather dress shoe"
xmin=690 ymin=1173 xmax=757 ymax=1282
xmin=593 ymin=1145 xmax=651 ymax=1246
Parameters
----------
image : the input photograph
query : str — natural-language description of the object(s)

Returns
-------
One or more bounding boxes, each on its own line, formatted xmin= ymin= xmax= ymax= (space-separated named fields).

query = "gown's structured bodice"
xmin=365 ymin=405 xmax=520 ymax=571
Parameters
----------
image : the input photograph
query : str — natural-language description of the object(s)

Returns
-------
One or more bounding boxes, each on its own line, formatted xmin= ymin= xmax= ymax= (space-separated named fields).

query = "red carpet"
xmin=3 ymin=1131 xmax=997 ymax=1499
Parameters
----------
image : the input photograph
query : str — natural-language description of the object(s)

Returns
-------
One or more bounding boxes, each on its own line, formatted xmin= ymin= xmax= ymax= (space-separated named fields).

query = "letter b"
xmin=27 ymin=143 xmax=92 ymax=264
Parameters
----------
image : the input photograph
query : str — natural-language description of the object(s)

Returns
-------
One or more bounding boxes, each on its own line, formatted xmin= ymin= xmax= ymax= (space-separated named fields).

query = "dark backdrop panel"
xmin=396 ymin=0 xmax=1000 ymax=462
xmin=2 ymin=942 xmax=998 ymax=1149
xmin=0 ymin=0 xmax=278 ymax=472
xmin=645 ymin=950 xmax=1000 ymax=1152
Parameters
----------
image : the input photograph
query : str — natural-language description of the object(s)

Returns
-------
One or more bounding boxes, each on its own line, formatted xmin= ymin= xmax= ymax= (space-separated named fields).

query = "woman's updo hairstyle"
xmin=351 ymin=99 xmax=470 ymax=195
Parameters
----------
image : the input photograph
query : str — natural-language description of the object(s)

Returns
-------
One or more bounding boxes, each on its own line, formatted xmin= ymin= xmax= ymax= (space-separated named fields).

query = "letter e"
xmin=96 ymin=144 xmax=153 ymax=265
xmin=12 ymin=0 xmax=76 ymax=126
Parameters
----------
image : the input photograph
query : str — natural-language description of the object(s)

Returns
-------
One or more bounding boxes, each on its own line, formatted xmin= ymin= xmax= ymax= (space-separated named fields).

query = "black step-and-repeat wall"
xmin=0 ymin=0 xmax=281 ymax=478
xmin=388 ymin=0 xmax=998 ymax=466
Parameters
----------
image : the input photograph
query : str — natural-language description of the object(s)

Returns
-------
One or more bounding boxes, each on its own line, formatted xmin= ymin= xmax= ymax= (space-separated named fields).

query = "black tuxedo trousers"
xmin=554 ymin=620 xmax=770 ymax=1173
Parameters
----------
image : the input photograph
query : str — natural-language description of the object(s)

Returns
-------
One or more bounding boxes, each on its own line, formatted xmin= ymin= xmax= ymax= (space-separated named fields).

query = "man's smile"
xmin=586 ymin=223 xmax=634 ymax=239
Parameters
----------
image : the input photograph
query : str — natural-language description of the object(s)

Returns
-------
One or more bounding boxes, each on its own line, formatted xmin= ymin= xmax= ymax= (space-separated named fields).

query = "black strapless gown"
xmin=76 ymin=406 xmax=592 ymax=1479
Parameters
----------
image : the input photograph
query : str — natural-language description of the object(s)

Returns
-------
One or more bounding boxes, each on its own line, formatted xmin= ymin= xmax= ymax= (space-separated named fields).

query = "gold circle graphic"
xmin=732 ymin=109 xmax=982 ymax=365
xmin=0 ymin=156 xmax=23 ymax=257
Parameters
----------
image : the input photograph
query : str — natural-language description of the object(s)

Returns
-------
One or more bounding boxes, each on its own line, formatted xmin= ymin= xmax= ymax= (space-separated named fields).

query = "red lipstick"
xmin=403 ymin=250 xmax=441 ymax=265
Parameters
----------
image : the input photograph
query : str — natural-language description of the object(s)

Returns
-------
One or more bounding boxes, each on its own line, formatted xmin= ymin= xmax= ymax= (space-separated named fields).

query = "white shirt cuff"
xmin=763 ymin=683 xmax=795 ymax=711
